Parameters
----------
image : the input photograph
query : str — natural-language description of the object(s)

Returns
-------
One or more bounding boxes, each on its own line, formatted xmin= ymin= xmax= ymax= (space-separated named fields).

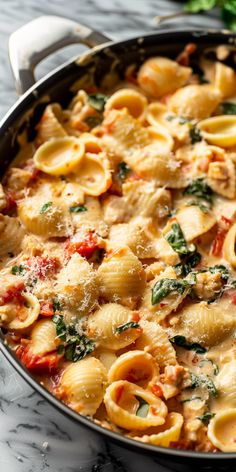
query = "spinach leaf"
xmin=52 ymin=314 xmax=67 ymax=341
xmin=69 ymin=205 xmax=87 ymax=213
xmin=170 ymin=335 xmax=207 ymax=354
xmin=184 ymin=178 xmax=213 ymax=204
xmin=40 ymin=201 xmax=53 ymax=214
xmin=189 ymin=125 xmax=202 ymax=144
xmin=136 ymin=397 xmax=149 ymax=418
xmin=11 ymin=264 xmax=26 ymax=276
xmin=208 ymin=265 xmax=229 ymax=282
xmin=165 ymin=222 xmax=191 ymax=256
xmin=221 ymin=102 xmax=236 ymax=115
xmin=174 ymin=251 xmax=201 ymax=277
xmin=115 ymin=321 xmax=140 ymax=334
xmin=152 ymin=278 xmax=191 ymax=305
xmin=118 ymin=162 xmax=130 ymax=181
xmin=88 ymin=93 xmax=107 ymax=112
xmin=186 ymin=200 xmax=210 ymax=213
xmin=197 ymin=411 xmax=215 ymax=425
xmin=85 ymin=116 xmax=102 ymax=129
xmin=53 ymin=299 xmax=61 ymax=313
xmin=188 ymin=373 xmax=218 ymax=398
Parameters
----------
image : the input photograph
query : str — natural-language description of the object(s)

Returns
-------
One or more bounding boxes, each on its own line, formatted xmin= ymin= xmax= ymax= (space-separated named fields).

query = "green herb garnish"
xmin=189 ymin=125 xmax=202 ymax=144
xmin=69 ymin=205 xmax=87 ymax=213
xmin=188 ymin=373 xmax=218 ymax=398
xmin=11 ymin=264 xmax=26 ymax=276
xmin=151 ymin=278 xmax=191 ymax=305
xmin=184 ymin=0 xmax=236 ymax=32
xmin=165 ymin=222 xmax=193 ymax=256
xmin=53 ymin=299 xmax=61 ymax=313
xmin=136 ymin=397 xmax=149 ymax=418
xmin=115 ymin=321 xmax=140 ymax=334
xmin=174 ymin=251 xmax=201 ymax=277
xmin=40 ymin=201 xmax=52 ymax=214
xmin=170 ymin=335 xmax=207 ymax=354
xmin=52 ymin=314 xmax=95 ymax=361
xmin=197 ymin=411 xmax=215 ymax=425
xmin=184 ymin=178 xmax=213 ymax=204
xmin=88 ymin=93 xmax=107 ymax=112
xmin=221 ymin=102 xmax=236 ymax=115
xmin=118 ymin=162 xmax=130 ymax=181
xmin=85 ymin=116 xmax=102 ymax=129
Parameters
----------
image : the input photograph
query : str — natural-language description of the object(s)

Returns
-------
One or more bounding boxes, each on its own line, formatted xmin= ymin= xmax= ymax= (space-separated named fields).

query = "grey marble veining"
xmin=0 ymin=1 xmax=223 ymax=471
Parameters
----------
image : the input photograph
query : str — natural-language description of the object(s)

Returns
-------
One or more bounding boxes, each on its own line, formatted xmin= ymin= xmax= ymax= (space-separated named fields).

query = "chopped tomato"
xmin=151 ymin=384 xmax=163 ymax=398
xmin=132 ymin=312 xmax=140 ymax=323
xmin=0 ymin=283 xmax=25 ymax=305
xmin=39 ymin=300 xmax=54 ymax=317
xmin=176 ymin=43 xmax=197 ymax=66
xmin=211 ymin=229 xmax=227 ymax=257
xmin=27 ymin=256 xmax=60 ymax=279
xmin=66 ymin=232 xmax=99 ymax=259
xmin=16 ymin=345 xmax=61 ymax=373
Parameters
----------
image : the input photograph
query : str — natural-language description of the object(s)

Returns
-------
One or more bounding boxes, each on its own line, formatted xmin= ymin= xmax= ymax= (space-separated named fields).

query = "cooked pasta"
xmin=2 ymin=43 xmax=236 ymax=453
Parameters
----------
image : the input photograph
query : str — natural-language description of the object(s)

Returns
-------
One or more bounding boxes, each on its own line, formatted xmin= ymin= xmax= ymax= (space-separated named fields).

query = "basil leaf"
xmin=165 ymin=222 xmax=191 ymax=256
xmin=222 ymin=8 xmax=236 ymax=31
xmin=174 ymin=251 xmax=201 ymax=277
xmin=209 ymin=264 xmax=229 ymax=282
xmin=65 ymin=335 xmax=96 ymax=362
xmin=184 ymin=178 xmax=213 ymax=204
xmin=136 ymin=397 xmax=149 ymax=418
xmin=69 ymin=205 xmax=87 ymax=213
xmin=118 ymin=162 xmax=130 ymax=181
xmin=197 ymin=412 xmax=215 ymax=425
xmin=221 ymin=102 xmax=236 ymax=115
xmin=53 ymin=299 xmax=61 ymax=312
xmin=170 ymin=335 xmax=207 ymax=354
xmin=152 ymin=278 xmax=190 ymax=305
xmin=184 ymin=0 xmax=216 ymax=13
xmin=11 ymin=264 xmax=26 ymax=275
xmin=52 ymin=314 xmax=67 ymax=341
xmin=189 ymin=125 xmax=202 ymax=144
xmin=40 ymin=201 xmax=52 ymax=214
xmin=116 ymin=321 xmax=140 ymax=334
xmin=88 ymin=93 xmax=107 ymax=112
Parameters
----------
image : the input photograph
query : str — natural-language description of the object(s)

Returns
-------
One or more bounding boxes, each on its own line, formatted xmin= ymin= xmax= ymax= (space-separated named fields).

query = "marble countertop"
xmin=0 ymin=2 xmax=223 ymax=471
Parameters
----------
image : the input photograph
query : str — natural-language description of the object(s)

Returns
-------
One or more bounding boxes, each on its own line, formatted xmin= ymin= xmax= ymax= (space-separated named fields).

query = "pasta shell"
xmin=56 ymin=253 xmax=98 ymax=316
xmin=2 ymin=292 xmax=40 ymax=330
xmin=109 ymin=219 xmax=157 ymax=259
xmin=214 ymin=62 xmax=236 ymax=99
xmin=0 ymin=215 xmax=25 ymax=258
xmin=168 ymin=85 xmax=221 ymax=120
xmin=135 ymin=320 xmax=177 ymax=369
xmin=137 ymin=57 xmax=191 ymax=98
xmin=179 ymin=301 xmax=236 ymax=347
xmin=122 ymin=181 xmax=172 ymax=220
xmin=36 ymin=103 xmax=67 ymax=144
xmin=72 ymin=196 xmax=108 ymax=237
xmin=130 ymin=412 xmax=183 ymax=447
xmin=105 ymin=88 xmax=147 ymax=119
xmin=79 ymin=133 xmax=102 ymax=153
xmin=108 ymin=350 xmax=159 ymax=388
xmin=59 ymin=357 xmax=107 ymax=416
xmin=208 ymin=409 xmax=236 ymax=452
xmin=30 ymin=319 xmax=59 ymax=355
xmin=97 ymin=246 xmax=146 ymax=302
xmin=198 ymin=116 xmax=236 ymax=148
xmin=174 ymin=206 xmax=216 ymax=241
xmin=104 ymin=380 xmax=167 ymax=430
xmin=73 ymin=152 xmax=112 ymax=196
xmin=34 ymin=137 xmax=85 ymax=176
xmin=223 ymin=223 xmax=236 ymax=268
xmin=87 ymin=303 xmax=141 ymax=350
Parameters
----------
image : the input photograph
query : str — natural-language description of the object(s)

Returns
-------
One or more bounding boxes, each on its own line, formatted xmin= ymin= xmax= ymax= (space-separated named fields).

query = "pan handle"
xmin=9 ymin=15 xmax=111 ymax=95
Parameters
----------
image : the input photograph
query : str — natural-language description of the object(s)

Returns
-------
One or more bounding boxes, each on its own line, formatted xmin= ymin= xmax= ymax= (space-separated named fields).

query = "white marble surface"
xmin=0 ymin=1 xmax=223 ymax=471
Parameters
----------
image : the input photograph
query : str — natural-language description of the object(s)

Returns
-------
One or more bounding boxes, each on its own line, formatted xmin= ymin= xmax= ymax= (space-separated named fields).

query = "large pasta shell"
xmin=30 ymin=319 xmax=59 ymax=355
xmin=36 ymin=103 xmax=67 ymax=144
xmin=214 ymin=62 xmax=236 ymax=99
xmin=73 ymin=152 xmax=112 ymax=196
xmin=215 ymin=361 xmax=236 ymax=408
xmin=59 ymin=357 xmax=107 ymax=416
xmin=174 ymin=206 xmax=216 ymax=241
xmin=108 ymin=350 xmax=159 ymax=388
xmin=130 ymin=412 xmax=183 ymax=447
xmin=34 ymin=137 xmax=85 ymax=176
xmin=207 ymin=158 xmax=236 ymax=199
xmin=168 ymin=85 xmax=221 ymax=120
xmin=2 ymin=292 xmax=40 ymax=330
xmin=198 ymin=116 xmax=236 ymax=148
xmin=208 ymin=409 xmax=236 ymax=452
xmin=105 ymin=88 xmax=147 ymax=119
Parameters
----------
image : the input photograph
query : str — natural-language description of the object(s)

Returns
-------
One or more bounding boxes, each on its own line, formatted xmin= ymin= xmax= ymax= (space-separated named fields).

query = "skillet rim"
xmin=1 ymin=27 xmax=236 ymax=461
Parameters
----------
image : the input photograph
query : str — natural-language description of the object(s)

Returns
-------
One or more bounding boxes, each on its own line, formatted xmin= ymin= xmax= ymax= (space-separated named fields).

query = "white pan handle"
xmin=9 ymin=15 xmax=111 ymax=95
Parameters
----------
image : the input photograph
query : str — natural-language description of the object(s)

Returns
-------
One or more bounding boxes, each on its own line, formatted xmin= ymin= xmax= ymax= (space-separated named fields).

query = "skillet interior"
xmin=1 ymin=29 xmax=236 ymax=469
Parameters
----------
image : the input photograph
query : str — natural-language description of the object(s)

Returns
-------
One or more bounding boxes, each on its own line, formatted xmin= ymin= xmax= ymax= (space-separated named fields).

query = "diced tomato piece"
xmin=211 ymin=229 xmax=227 ymax=257
xmin=16 ymin=345 xmax=61 ymax=373
xmin=27 ymin=256 xmax=60 ymax=279
xmin=66 ymin=232 xmax=99 ymax=259
xmin=132 ymin=312 xmax=140 ymax=323
xmin=39 ymin=300 xmax=54 ymax=317
xmin=0 ymin=283 xmax=25 ymax=305
xmin=151 ymin=384 xmax=164 ymax=398
xmin=176 ymin=43 xmax=197 ymax=66
xmin=220 ymin=215 xmax=232 ymax=229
